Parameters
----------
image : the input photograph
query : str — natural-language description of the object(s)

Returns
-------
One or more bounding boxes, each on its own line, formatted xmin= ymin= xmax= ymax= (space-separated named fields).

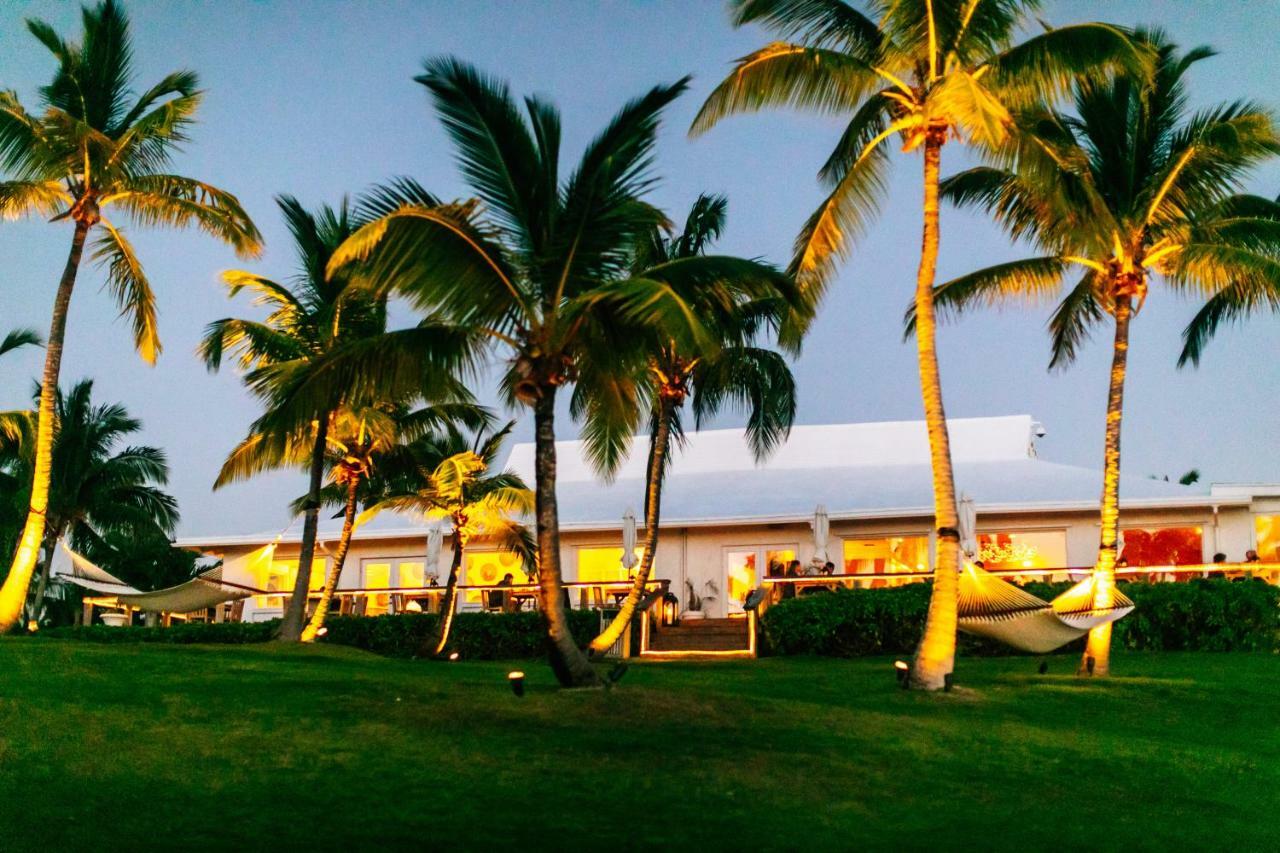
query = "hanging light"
xmin=508 ymin=671 xmax=525 ymax=697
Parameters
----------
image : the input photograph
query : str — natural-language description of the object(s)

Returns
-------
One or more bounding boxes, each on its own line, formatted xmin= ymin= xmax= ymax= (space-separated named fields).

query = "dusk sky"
xmin=2 ymin=0 xmax=1278 ymax=538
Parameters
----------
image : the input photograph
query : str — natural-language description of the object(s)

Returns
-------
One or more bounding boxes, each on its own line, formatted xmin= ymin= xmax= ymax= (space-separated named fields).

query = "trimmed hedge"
xmin=760 ymin=579 xmax=1280 ymax=657
xmin=39 ymin=609 xmax=603 ymax=660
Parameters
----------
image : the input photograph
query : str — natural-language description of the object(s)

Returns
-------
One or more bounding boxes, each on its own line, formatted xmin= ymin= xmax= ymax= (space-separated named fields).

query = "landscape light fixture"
xmin=1086 ymin=656 xmax=1096 ymax=676
xmin=508 ymin=671 xmax=525 ymax=697
xmin=894 ymin=660 xmax=910 ymax=688
xmin=448 ymin=651 xmax=459 ymax=661
xmin=1038 ymin=661 xmax=1049 ymax=675
xmin=316 ymin=626 xmax=328 ymax=637
xmin=943 ymin=673 xmax=954 ymax=693
xmin=608 ymin=662 xmax=629 ymax=685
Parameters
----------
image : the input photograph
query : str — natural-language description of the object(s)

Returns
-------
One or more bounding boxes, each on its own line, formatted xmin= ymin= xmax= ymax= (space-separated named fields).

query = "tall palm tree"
xmin=323 ymin=58 xmax=709 ymax=687
xmin=298 ymin=400 xmax=493 ymax=643
xmin=0 ymin=0 xmax=261 ymax=631
xmin=201 ymin=196 xmax=391 ymax=642
xmin=1 ymin=380 xmax=178 ymax=620
xmin=928 ymin=33 xmax=1280 ymax=676
xmin=588 ymin=194 xmax=800 ymax=654
xmin=691 ymin=0 xmax=1147 ymax=689
xmin=359 ymin=422 xmax=534 ymax=657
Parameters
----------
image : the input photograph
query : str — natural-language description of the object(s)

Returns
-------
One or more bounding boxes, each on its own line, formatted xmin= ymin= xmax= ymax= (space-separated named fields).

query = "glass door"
xmin=724 ymin=546 xmax=795 ymax=614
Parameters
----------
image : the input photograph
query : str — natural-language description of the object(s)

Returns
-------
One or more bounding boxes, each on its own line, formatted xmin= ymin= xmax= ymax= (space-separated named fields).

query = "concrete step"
xmin=648 ymin=618 xmax=750 ymax=652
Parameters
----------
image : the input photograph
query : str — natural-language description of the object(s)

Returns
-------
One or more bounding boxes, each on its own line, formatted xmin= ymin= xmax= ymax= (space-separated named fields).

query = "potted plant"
xmin=682 ymin=579 xmax=718 ymax=620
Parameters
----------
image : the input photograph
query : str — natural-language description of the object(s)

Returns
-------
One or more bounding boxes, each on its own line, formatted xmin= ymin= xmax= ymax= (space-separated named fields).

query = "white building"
xmin=180 ymin=414 xmax=1280 ymax=623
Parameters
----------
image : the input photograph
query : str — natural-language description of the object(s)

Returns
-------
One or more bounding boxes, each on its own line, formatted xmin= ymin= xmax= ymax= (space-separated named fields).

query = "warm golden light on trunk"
xmin=588 ymin=396 xmax=674 ymax=654
xmin=300 ymin=477 xmax=360 ymax=644
xmin=0 ymin=221 xmax=90 ymax=632
xmin=534 ymin=391 xmax=602 ymax=687
xmin=909 ymin=134 xmax=961 ymax=691
xmin=1080 ymin=292 xmax=1132 ymax=677
xmin=429 ymin=532 xmax=466 ymax=657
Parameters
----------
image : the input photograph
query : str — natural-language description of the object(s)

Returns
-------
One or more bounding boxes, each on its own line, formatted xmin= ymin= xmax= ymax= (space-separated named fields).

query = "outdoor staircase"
xmin=644 ymin=617 xmax=752 ymax=657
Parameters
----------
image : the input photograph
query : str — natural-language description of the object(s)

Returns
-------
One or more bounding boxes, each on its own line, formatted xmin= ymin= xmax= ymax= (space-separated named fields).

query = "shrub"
xmin=39 ymin=609 xmax=604 ymax=660
xmin=760 ymin=579 xmax=1280 ymax=657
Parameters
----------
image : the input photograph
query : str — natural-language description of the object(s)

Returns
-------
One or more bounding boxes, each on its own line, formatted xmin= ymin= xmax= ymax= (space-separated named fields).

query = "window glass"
xmin=576 ymin=546 xmax=644 ymax=583
xmin=1254 ymin=516 xmax=1280 ymax=561
xmin=843 ymin=537 xmax=929 ymax=584
xmin=463 ymin=551 xmax=529 ymax=603
xmin=397 ymin=561 xmax=425 ymax=589
xmin=977 ymin=530 xmax=1067 ymax=571
xmin=1120 ymin=526 xmax=1203 ymax=566
xmin=364 ymin=562 xmax=392 ymax=615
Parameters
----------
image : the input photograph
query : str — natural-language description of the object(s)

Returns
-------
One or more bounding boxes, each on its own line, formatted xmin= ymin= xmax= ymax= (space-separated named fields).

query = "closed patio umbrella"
xmin=425 ymin=521 xmax=444 ymax=582
xmin=959 ymin=494 xmax=978 ymax=561
xmin=621 ymin=507 xmax=638 ymax=571
xmin=812 ymin=504 xmax=830 ymax=564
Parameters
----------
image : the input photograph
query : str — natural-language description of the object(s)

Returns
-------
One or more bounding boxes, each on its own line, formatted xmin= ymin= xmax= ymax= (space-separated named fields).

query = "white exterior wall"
xmin=210 ymin=501 xmax=1270 ymax=622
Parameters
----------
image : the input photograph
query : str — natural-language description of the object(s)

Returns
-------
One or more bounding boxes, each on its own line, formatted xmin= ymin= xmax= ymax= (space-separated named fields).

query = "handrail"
xmin=760 ymin=563 xmax=1280 ymax=583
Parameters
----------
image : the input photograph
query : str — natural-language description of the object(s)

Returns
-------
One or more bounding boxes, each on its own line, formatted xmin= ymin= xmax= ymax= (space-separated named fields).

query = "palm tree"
xmin=201 ymin=196 xmax=391 ymax=642
xmin=691 ymin=0 xmax=1147 ymax=690
xmin=359 ymin=422 xmax=534 ymax=656
xmin=928 ymin=32 xmax=1280 ymax=676
xmin=1 ymin=380 xmax=178 ymax=621
xmin=297 ymin=400 xmax=493 ymax=643
xmin=588 ymin=194 xmax=799 ymax=654
xmin=0 ymin=0 xmax=261 ymax=631
xmin=1178 ymin=192 xmax=1280 ymax=367
xmin=324 ymin=58 xmax=705 ymax=687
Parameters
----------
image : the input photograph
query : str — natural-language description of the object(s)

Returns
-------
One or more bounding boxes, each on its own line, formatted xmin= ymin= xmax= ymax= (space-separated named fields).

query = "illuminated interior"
xmin=842 ymin=536 xmax=929 ymax=586
xmin=252 ymin=557 xmax=324 ymax=608
xmin=575 ymin=546 xmax=645 ymax=582
xmin=363 ymin=562 xmax=392 ymax=615
xmin=976 ymin=530 xmax=1067 ymax=572
xmin=727 ymin=547 xmax=795 ymax=610
xmin=1119 ymin=526 xmax=1203 ymax=566
xmin=463 ymin=551 xmax=529 ymax=603
xmin=1256 ymin=515 xmax=1280 ymax=561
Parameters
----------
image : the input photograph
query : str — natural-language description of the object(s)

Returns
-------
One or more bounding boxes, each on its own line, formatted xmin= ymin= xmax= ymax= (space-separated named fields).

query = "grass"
xmin=1 ymin=641 xmax=1277 ymax=851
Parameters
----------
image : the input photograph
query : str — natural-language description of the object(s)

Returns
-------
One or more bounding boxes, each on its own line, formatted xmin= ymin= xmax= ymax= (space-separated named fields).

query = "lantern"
xmin=661 ymin=592 xmax=680 ymax=626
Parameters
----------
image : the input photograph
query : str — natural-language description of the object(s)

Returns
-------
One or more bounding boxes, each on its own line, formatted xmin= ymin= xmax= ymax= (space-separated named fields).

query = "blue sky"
xmin=2 ymin=1 xmax=1278 ymax=537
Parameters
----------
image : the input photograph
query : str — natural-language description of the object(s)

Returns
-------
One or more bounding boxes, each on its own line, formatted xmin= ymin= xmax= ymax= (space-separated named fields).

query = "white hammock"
xmin=957 ymin=562 xmax=1134 ymax=653
xmin=57 ymin=543 xmax=251 ymax=614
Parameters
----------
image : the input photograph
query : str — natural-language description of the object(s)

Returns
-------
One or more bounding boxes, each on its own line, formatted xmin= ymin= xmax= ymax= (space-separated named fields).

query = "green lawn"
xmin=0 ymin=641 xmax=1276 ymax=851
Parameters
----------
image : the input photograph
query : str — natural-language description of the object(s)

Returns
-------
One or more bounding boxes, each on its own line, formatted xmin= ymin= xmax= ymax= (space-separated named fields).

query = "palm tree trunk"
xmin=424 ymin=532 xmax=464 ymax=657
xmin=909 ymin=133 xmax=962 ymax=691
xmin=534 ymin=390 xmax=602 ymax=687
xmin=300 ymin=476 xmax=359 ymax=643
xmin=588 ymin=397 xmax=673 ymax=654
xmin=30 ymin=526 xmax=62 ymax=618
xmin=0 ymin=221 xmax=91 ymax=632
xmin=1080 ymin=292 xmax=1132 ymax=677
xmin=279 ymin=416 xmax=329 ymax=642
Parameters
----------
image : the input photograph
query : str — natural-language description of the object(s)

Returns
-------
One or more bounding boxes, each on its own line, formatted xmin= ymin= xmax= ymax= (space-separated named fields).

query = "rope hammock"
xmin=56 ymin=542 xmax=251 ymax=614
xmin=957 ymin=562 xmax=1134 ymax=653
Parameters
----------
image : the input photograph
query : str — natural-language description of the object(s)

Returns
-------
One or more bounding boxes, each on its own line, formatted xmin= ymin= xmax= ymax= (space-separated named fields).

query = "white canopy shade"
xmin=621 ymin=507 xmax=638 ymax=570
xmin=811 ymin=504 xmax=830 ymax=563
xmin=58 ymin=543 xmax=250 ymax=614
xmin=425 ymin=521 xmax=444 ymax=579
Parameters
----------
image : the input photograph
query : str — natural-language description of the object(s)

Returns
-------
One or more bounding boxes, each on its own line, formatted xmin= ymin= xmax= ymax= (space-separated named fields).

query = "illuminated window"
xmin=364 ymin=562 xmax=392 ymax=615
xmin=463 ymin=551 xmax=529 ymax=603
xmin=726 ymin=547 xmax=795 ymax=611
xmin=1256 ymin=516 xmax=1280 ymax=561
xmin=1120 ymin=526 xmax=1203 ymax=566
xmin=977 ymin=530 xmax=1067 ymax=572
xmin=842 ymin=537 xmax=930 ymax=585
xmin=576 ymin=546 xmax=644 ymax=583
xmin=397 ymin=561 xmax=425 ymax=589
xmin=253 ymin=558 xmax=324 ymax=608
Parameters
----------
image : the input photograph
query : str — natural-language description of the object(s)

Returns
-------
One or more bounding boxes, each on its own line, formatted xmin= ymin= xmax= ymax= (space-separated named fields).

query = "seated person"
xmin=821 ymin=561 xmax=836 ymax=576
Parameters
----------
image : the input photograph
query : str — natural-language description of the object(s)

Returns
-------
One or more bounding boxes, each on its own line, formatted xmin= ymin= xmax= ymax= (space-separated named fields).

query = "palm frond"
xmin=1047 ymin=272 xmax=1106 ymax=370
xmin=93 ymin=218 xmax=159 ymax=363
xmin=1 ymin=328 xmax=41 ymax=358
xmin=730 ymin=0 xmax=884 ymax=56
xmin=0 ymin=179 xmax=71 ymax=220
xmin=690 ymin=346 xmax=796 ymax=461
xmin=104 ymin=173 xmax=263 ymax=258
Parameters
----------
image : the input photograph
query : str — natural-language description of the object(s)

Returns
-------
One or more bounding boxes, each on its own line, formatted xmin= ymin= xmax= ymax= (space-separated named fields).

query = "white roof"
xmin=180 ymin=415 xmax=1248 ymax=547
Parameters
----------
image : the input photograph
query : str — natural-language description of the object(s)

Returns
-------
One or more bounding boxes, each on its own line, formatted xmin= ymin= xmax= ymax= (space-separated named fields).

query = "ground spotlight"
xmin=1037 ymin=661 xmax=1048 ymax=675
xmin=943 ymin=672 xmax=954 ymax=693
xmin=508 ymin=671 xmax=525 ymax=697
xmin=316 ymin=626 xmax=328 ymax=637
xmin=448 ymin=651 xmax=460 ymax=661
xmin=1086 ymin=656 xmax=1096 ymax=676
xmin=894 ymin=660 xmax=910 ymax=689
